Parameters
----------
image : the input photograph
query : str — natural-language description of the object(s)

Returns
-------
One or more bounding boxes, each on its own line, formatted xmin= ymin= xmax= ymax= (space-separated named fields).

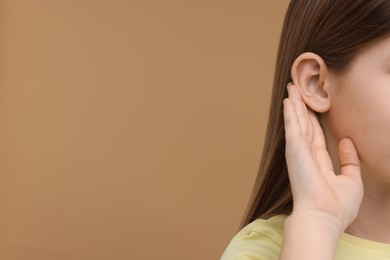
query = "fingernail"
xmin=287 ymin=83 xmax=291 ymax=93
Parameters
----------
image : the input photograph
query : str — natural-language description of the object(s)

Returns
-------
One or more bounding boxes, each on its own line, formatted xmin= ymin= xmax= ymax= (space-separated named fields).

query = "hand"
xmin=283 ymin=83 xmax=364 ymax=234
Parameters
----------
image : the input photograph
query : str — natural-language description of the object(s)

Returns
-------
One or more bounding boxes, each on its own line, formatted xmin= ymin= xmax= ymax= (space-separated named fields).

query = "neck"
xmin=345 ymin=176 xmax=390 ymax=243
xmin=320 ymin=117 xmax=390 ymax=243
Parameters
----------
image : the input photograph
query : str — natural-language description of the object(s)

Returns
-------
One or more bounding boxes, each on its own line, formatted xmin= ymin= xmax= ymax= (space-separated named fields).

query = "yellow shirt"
xmin=221 ymin=215 xmax=390 ymax=259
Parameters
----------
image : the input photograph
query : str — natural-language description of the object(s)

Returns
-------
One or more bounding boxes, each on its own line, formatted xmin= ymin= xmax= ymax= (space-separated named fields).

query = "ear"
xmin=291 ymin=52 xmax=330 ymax=113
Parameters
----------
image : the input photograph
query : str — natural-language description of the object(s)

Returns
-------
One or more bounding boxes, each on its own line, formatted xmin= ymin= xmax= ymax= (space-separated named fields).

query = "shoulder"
xmin=221 ymin=215 xmax=287 ymax=260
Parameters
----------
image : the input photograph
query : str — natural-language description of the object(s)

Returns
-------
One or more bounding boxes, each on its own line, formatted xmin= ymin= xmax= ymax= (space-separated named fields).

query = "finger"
xmin=338 ymin=138 xmax=362 ymax=181
xmin=309 ymin=108 xmax=327 ymax=149
xmin=313 ymin=147 xmax=334 ymax=176
xmin=306 ymin=106 xmax=314 ymax=143
xmin=284 ymin=97 xmax=318 ymax=189
xmin=288 ymin=84 xmax=310 ymax=137
xmin=298 ymin=88 xmax=313 ymax=141
xmin=283 ymin=98 xmax=302 ymax=140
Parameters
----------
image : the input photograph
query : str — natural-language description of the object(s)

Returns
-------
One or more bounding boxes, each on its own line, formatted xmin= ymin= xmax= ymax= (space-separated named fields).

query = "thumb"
xmin=338 ymin=138 xmax=361 ymax=180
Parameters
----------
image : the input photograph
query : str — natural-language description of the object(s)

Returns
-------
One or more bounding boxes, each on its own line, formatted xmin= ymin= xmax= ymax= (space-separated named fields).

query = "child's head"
xmin=241 ymin=0 xmax=390 ymax=227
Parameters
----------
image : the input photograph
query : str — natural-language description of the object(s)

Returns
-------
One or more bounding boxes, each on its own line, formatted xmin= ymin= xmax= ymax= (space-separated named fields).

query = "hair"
xmin=241 ymin=0 xmax=390 ymax=228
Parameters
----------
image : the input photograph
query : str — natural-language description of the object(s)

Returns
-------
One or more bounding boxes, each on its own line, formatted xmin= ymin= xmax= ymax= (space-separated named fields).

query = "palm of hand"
xmin=283 ymin=84 xmax=364 ymax=232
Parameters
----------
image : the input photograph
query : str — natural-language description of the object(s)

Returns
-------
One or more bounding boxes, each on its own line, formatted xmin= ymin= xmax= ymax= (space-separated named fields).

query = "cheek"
xmin=354 ymin=109 xmax=390 ymax=174
xmin=328 ymin=81 xmax=390 ymax=171
xmin=330 ymin=85 xmax=390 ymax=175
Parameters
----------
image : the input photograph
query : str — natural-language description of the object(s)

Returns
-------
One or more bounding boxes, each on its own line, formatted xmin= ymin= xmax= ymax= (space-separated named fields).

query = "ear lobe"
xmin=291 ymin=52 xmax=331 ymax=113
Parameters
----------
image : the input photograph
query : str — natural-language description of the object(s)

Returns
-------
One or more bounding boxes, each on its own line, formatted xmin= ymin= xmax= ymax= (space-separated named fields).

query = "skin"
xmin=323 ymin=36 xmax=390 ymax=243
xmin=279 ymin=36 xmax=390 ymax=258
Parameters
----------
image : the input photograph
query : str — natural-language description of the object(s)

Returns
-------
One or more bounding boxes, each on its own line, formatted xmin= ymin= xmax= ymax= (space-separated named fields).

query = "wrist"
xmin=280 ymin=211 xmax=343 ymax=259
xmin=286 ymin=210 xmax=345 ymax=239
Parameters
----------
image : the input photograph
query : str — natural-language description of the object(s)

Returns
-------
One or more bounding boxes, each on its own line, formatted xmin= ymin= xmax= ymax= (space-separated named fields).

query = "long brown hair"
xmin=241 ymin=0 xmax=390 ymax=228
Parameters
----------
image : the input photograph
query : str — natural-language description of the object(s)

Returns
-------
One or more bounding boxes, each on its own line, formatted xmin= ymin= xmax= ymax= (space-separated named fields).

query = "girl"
xmin=222 ymin=0 xmax=390 ymax=259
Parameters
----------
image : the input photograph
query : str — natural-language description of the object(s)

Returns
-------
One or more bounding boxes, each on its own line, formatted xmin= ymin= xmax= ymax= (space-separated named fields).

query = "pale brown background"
xmin=0 ymin=1 xmax=289 ymax=259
